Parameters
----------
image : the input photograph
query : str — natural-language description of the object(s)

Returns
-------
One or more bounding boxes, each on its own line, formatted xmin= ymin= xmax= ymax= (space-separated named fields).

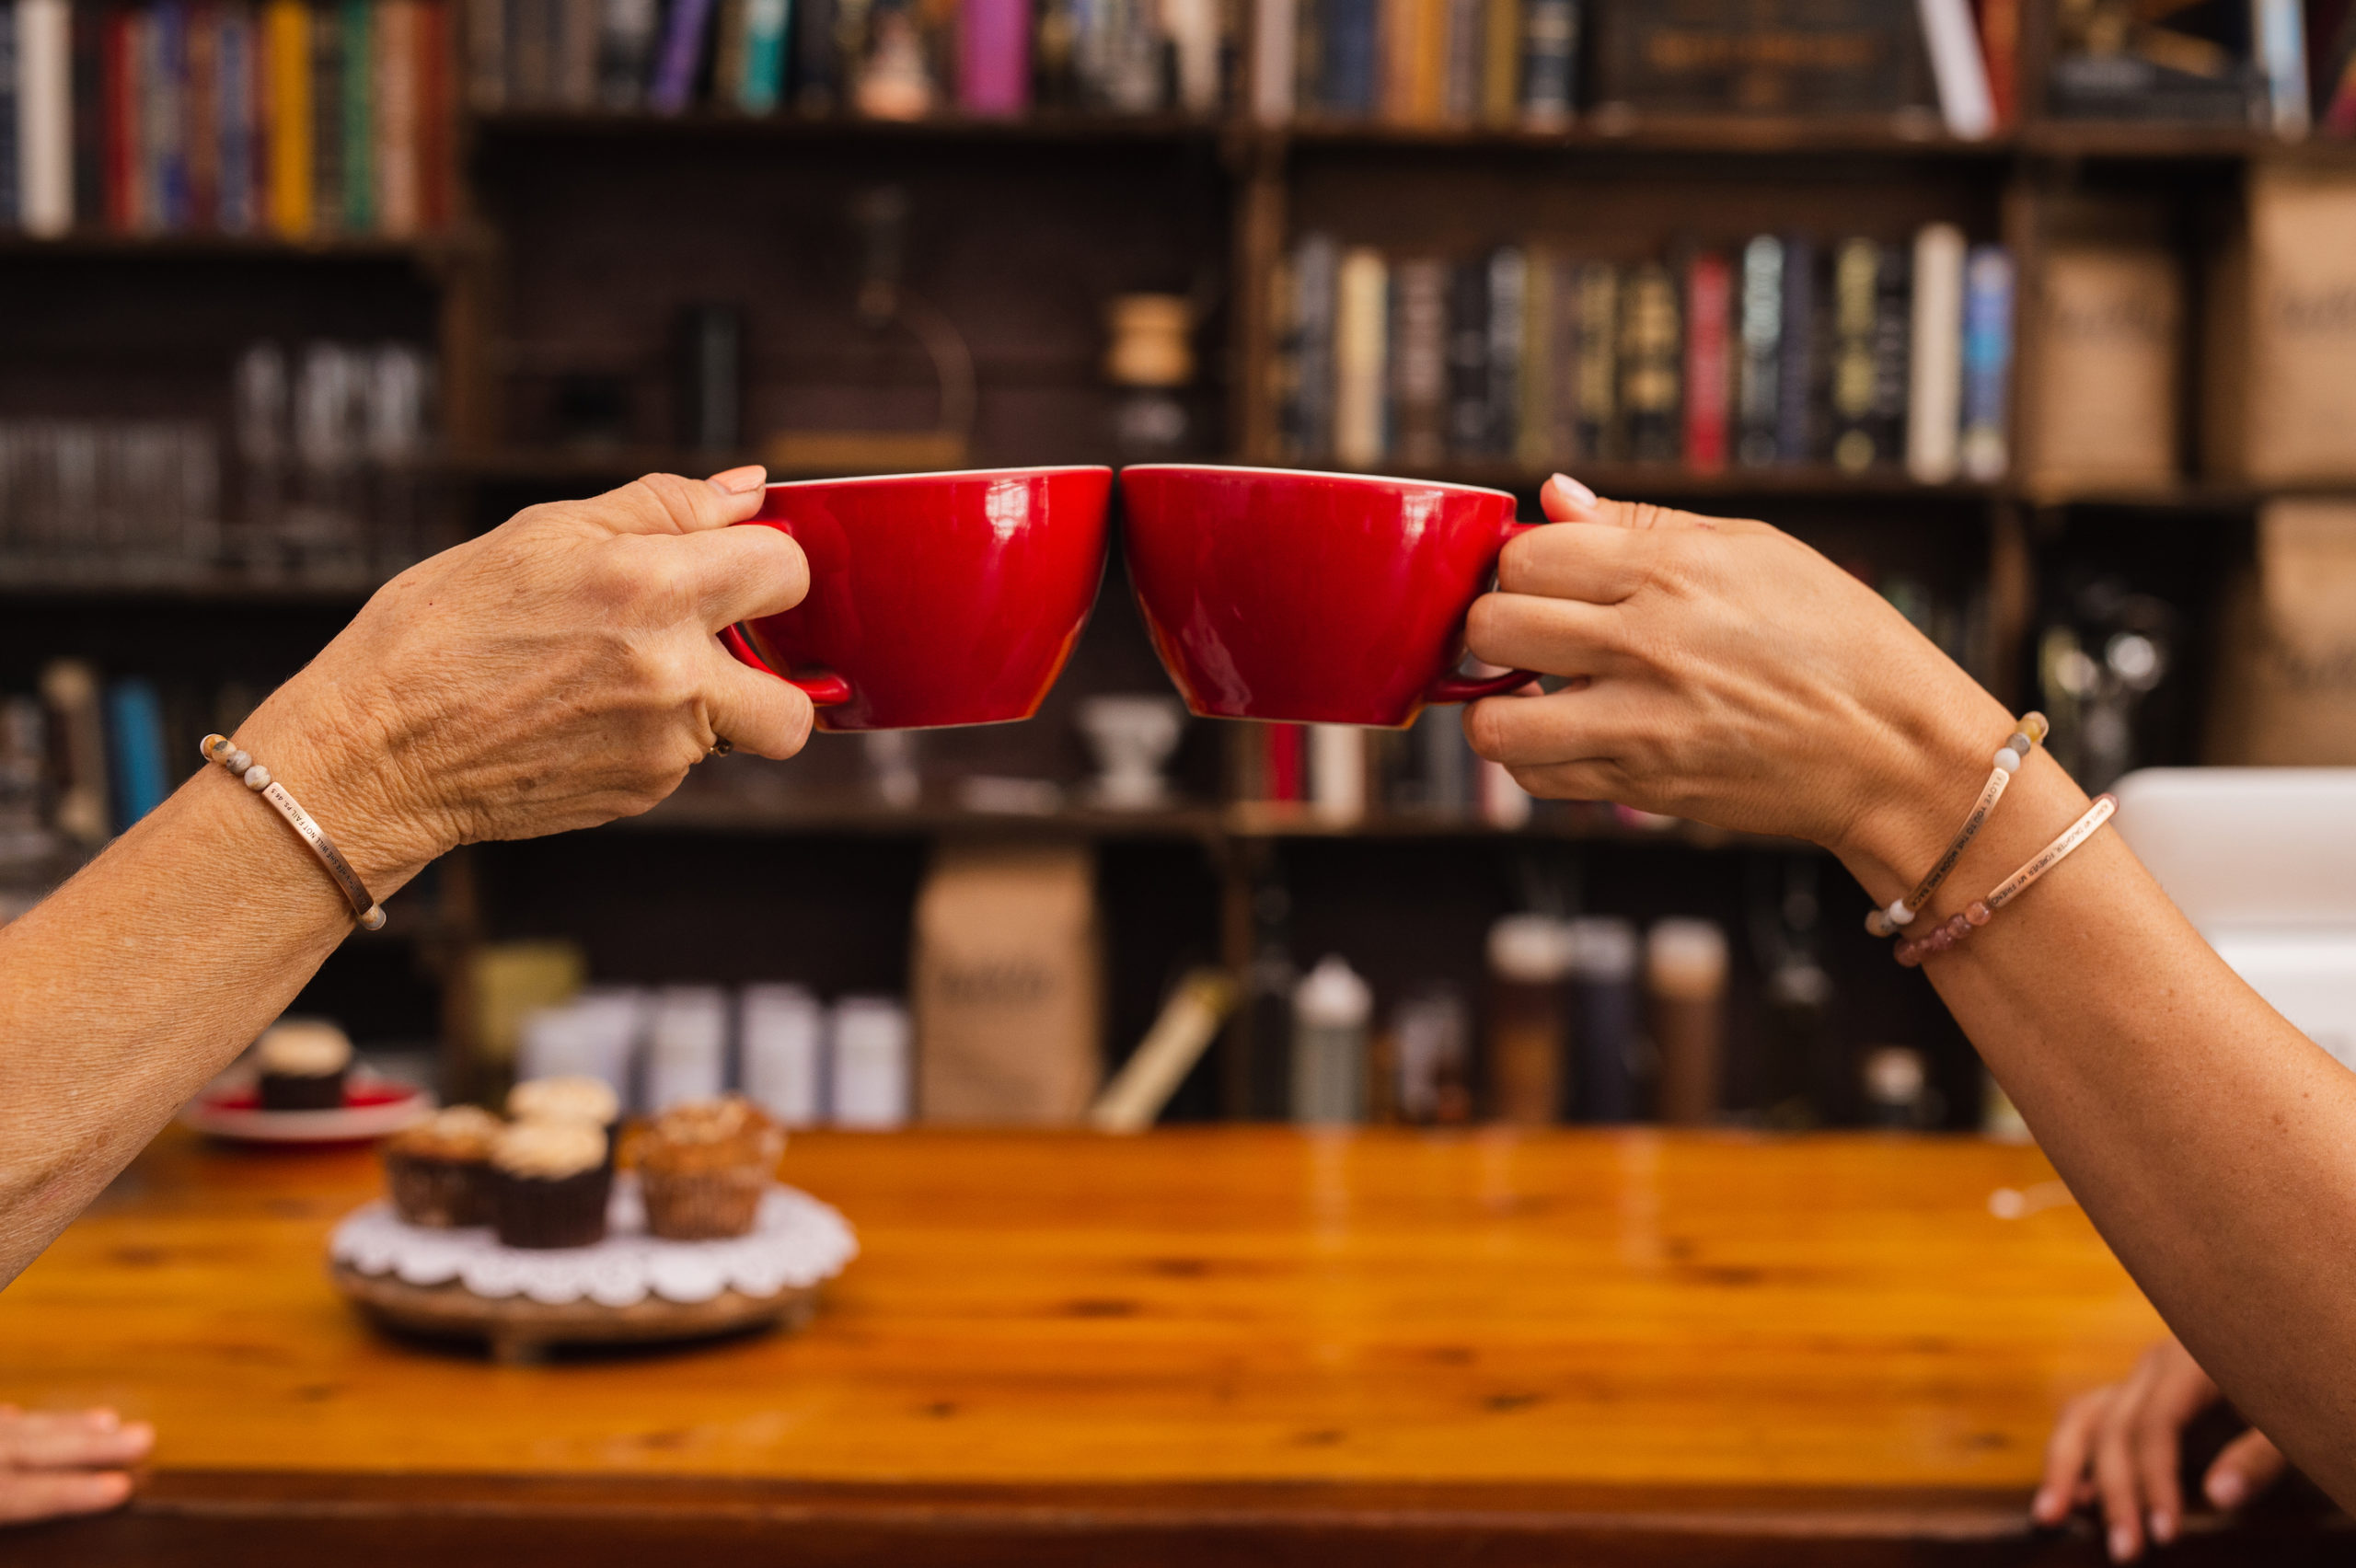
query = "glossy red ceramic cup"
xmin=722 ymin=467 xmax=1113 ymax=732
xmin=1118 ymin=466 xmax=1541 ymax=727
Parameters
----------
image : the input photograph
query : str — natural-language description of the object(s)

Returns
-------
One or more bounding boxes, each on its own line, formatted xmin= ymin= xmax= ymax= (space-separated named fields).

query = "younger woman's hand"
xmin=0 ymin=1405 xmax=152 ymax=1525
xmin=1462 ymin=475 xmax=2015 ymax=880
xmin=237 ymin=467 xmax=814 ymax=890
xmin=2037 ymin=1337 xmax=2290 ymax=1561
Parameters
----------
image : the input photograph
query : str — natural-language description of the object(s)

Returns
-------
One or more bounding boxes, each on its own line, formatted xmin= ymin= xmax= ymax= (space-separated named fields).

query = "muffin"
xmin=638 ymin=1096 xmax=784 ymax=1241
xmin=488 ymin=1120 xmax=612 ymax=1250
xmin=382 ymin=1106 xmax=502 ymax=1228
xmin=507 ymin=1075 xmax=621 ymax=1168
xmin=255 ymin=1019 xmax=352 ymax=1111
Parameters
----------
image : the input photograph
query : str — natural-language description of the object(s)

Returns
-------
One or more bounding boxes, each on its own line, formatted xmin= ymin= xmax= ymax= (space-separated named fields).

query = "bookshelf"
xmin=3 ymin=0 xmax=2352 ymax=1136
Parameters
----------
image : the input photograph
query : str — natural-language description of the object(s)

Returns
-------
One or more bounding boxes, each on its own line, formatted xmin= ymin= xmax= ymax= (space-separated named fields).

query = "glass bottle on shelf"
xmin=1290 ymin=954 xmax=1370 ymax=1126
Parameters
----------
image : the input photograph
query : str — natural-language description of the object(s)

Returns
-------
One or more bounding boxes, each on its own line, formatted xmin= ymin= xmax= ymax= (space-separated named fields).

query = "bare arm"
xmin=1464 ymin=476 xmax=2356 ymax=1512
xmin=0 ymin=467 xmax=812 ymax=1286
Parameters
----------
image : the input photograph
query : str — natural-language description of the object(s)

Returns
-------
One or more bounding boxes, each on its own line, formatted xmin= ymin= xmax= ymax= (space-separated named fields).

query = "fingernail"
xmin=2208 ymin=1470 xmax=2246 ymax=1509
xmin=2029 ymin=1487 xmax=2058 ymax=1523
xmin=1549 ymin=472 xmax=1597 ymax=506
xmin=709 ymin=465 xmax=767 ymax=494
xmin=87 ymin=1408 xmax=119 ymax=1430
xmin=2149 ymin=1509 xmax=2174 ymax=1545
xmin=2109 ymin=1523 xmax=2136 ymax=1562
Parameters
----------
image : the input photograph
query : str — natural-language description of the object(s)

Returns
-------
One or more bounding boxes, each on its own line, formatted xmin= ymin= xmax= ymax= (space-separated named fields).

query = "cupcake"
xmin=507 ymin=1076 xmax=621 ymax=1168
xmin=382 ymin=1106 xmax=502 ymax=1228
xmin=489 ymin=1120 xmax=613 ymax=1250
xmin=638 ymin=1096 xmax=784 ymax=1241
xmin=255 ymin=1019 xmax=352 ymax=1111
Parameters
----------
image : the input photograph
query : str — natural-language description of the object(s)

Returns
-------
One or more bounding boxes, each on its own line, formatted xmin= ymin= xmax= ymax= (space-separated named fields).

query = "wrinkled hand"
xmin=0 ymin=1405 xmax=153 ymax=1525
xmin=1461 ymin=475 xmax=2013 ymax=871
xmin=238 ymin=467 xmax=813 ymax=888
xmin=2037 ymin=1337 xmax=2289 ymax=1561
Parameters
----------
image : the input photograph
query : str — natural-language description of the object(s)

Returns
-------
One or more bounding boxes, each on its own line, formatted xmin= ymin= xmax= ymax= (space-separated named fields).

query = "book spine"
xmin=1292 ymin=0 xmax=1321 ymax=113
xmin=154 ymin=0 xmax=191 ymax=229
xmin=958 ymin=0 xmax=1029 ymax=113
xmin=1484 ymin=245 xmax=1523 ymax=457
xmin=2333 ymin=54 xmax=2356 ymax=135
xmin=1681 ymin=248 xmax=1729 ymax=473
xmin=216 ymin=3 xmax=255 ymax=232
xmin=1570 ymin=259 xmax=1617 ymax=459
xmin=1252 ymin=0 xmax=1293 ymax=121
xmin=510 ymin=0 xmax=549 ymax=102
xmin=596 ymin=0 xmax=657 ymax=106
xmin=1828 ymin=236 xmax=1878 ymax=470
xmin=1515 ymin=244 xmax=1553 ymax=468
xmin=1905 ymin=221 xmax=1965 ymax=482
xmin=790 ymin=0 xmax=834 ymax=109
xmin=1773 ymin=234 xmax=1812 ymax=462
xmin=711 ymin=0 xmax=747 ymax=107
xmin=560 ymin=0 xmax=598 ymax=101
xmin=1323 ymin=0 xmax=1375 ymax=113
xmin=1545 ymin=253 xmax=1579 ymax=458
xmin=1377 ymin=0 xmax=1411 ymax=120
xmin=740 ymin=0 xmax=789 ymax=109
xmin=19 ymin=0 xmax=76 ymax=235
xmin=378 ymin=0 xmax=420 ymax=233
xmin=1389 ymin=255 xmax=1446 ymax=465
xmin=1444 ymin=255 xmax=1488 ymax=456
xmin=1868 ymin=240 xmax=1910 ymax=468
xmin=1411 ymin=0 xmax=1445 ymax=121
xmin=1913 ymin=0 xmax=1991 ymax=138
xmin=1293 ymin=232 xmax=1339 ymax=457
xmin=1169 ymin=0 xmax=1219 ymax=111
xmin=310 ymin=0 xmax=341 ymax=232
xmin=465 ymin=0 xmax=503 ymax=108
xmin=68 ymin=0 xmax=102 ymax=229
xmin=418 ymin=0 xmax=452 ymax=228
xmin=103 ymin=7 xmax=133 ymax=230
xmin=1441 ymin=0 xmax=1479 ymax=121
xmin=1619 ymin=258 xmax=1679 ymax=463
xmin=1333 ymin=244 xmax=1389 ymax=467
xmin=2255 ymin=0 xmax=2308 ymax=135
xmin=1264 ymin=722 xmax=1305 ymax=803
xmin=647 ymin=0 xmax=714 ymax=111
xmin=187 ymin=4 xmax=219 ymax=229
xmin=1734 ymin=233 xmax=1781 ymax=465
xmin=1976 ymin=0 xmax=2016 ymax=127
xmin=1959 ymin=243 xmax=2012 ymax=480
xmin=1271 ymin=250 xmax=1303 ymax=456
xmin=341 ymin=0 xmax=372 ymax=229
xmin=104 ymin=679 xmax=169 ymax=830
xmin=0 ymin=4 xmax=18 ymax=228
xmin=1517 ymin=0 xmax=1572 ymax=126
xmin=264 ymin=0 xmax=312 ymax=236
xmin=1307 ymin=723 xmax=1366 ymax=823
xmin=1477 ymin=0 xmax=1512 ymax=122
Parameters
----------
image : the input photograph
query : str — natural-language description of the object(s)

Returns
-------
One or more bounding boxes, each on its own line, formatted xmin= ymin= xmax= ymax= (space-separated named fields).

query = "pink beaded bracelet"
xmin=1865 ymin=713 xmax=2050 ymax=939
xmin=200 ymin=734 xmax=386 ymax=930
xmin=1894 ymin=793 xmax=2117 ymax=967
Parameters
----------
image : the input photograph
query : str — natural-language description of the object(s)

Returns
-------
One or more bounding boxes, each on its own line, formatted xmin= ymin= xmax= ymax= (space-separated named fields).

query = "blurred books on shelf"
xmin=2044 ymin=0 xmax=2292 ymax=128
xmin=1272 ymin=225 xmax=2012 ymax=482
xmin=0 ymin=0 xmax=454 ymax=239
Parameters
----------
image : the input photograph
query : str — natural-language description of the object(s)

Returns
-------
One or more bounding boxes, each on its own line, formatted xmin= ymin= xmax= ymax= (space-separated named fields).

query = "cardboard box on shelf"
xmin=2206 ymin=167 xmax=2356 ymax=485
xmin=912 ymin=841 xmax=1103 ymax=1125
xmin=2020 ymin=243 xmax=2183 ymax=494
xmin=2208 ymin=501 xmax=2356 ymax=766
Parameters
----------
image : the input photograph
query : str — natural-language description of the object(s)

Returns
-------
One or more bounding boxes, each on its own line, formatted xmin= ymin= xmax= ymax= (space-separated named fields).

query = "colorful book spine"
xmin=151 ymin=0 xmax=191 ymax=229
xmin=216 ymin=2 xmax=258 ymax=232
xmin=187 ymin=3 xmax=220 ymax=229
xmin=1292 ymin=232 xmax=1340 ymax=458
xmin=1478 ymin=0 xmax=1514 ymax=123
xmin=1441 ymin=0 xmax=1480 ymax=121
xmin=17 ymin=0 xmax=74 ymax=236
xmin=1977 ymin=0 xmax=2017 ymax=127
xmin=597 ymin=0 xmax=659 ymax=107
xmin=310 ymin=0 xmax=343 ymax=232
xmin=416 ymin=0 xmax=452 ymax=228
xmin=104 ymin=679 xmax=168 ymax=831
xmin=264 ymin=0 xmax=313 ymax=236
xmin=1483 ymin=247 xmax=1523 ymax=456
xmin=2255 ymin=0 xmax=2308 ymax=135
xmin=377 ymin=0 xmax=420 ymax=233
xmin=1445 ymin=256 xmax=1489 ymax=455
xmin=1868 ymin=241 xmax=1910 ymax=467
xmin=0 ymin=3 xmax=18 ymax=227
xmin=1544 ymin=254 xmax=1581 ymax=458
xmin=1681 ymin=248 xmax=1730 ymax=473
xmin=647 ymin=0 xmax=715 ymax=111
xmin=1829 ymin=236 xmax=1877 ymax=471
xmin=1322 ymin=0 xmax=1377 ymax=114
xmin=958 ymin=0 xmax=1029 ymax=114
xmin=341 ymin=0 xmax=374 ymax=229
xmin=1905 ymin=222 xmax=1964 ymax=482
xmin=1518 ymin=0 xmax=1575 ymax=127
xmin=1333 ymin=245 xmax=1389 ymax=467
xmin=1569 ymin=259 xmax=1617 ymax=459
xmin=1735 ymin=234 xmax=1781 ymax=466
xmin=1959 ymin=243 xmax=2012 ymax=481
xmin=1620 ymin=259 xmax=1679 ymax=463
xmin=740 ymin=0 xmax=790 ymax=109
xmin=101 ymin=6 xmax=132 ymax=229
xmin=1251 ymin=0 xmax=1292 ymax=121
xmin=1264 ymin=723 xmax=1305 ymax=803
xmin=1773 ymin=234 xmax=1813 ymax=462
xmin=464 ymin=0 xmax=503 ymax=108
xmin=1389 ymin=254 xmax=1448 ymax=465
xmin=1913 ymin=0 xmax=1992 ymax=138
xmin=67 ymin=0 xmax=102 ymax=229
xmin=1516 ymin=246 xmax=1553 ymax=469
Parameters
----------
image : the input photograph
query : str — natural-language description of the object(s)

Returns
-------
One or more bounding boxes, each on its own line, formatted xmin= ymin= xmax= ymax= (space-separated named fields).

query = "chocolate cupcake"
xmin=506 ymin=1075 xmax=621 ymax=1168
xmin=488 ymin=1121 xmax=612 ymax=1250
xmin=382 ymin=1106 xmax=502 ymax=1228
xmin=639 ymin=1096 xmax=784 ymax=1241
xmin=255 ymin=1020 xmax=352 ymax=1111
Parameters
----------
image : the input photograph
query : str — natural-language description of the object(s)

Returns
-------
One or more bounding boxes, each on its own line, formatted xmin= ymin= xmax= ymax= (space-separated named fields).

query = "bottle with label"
xmin=1646 ymin=918 xmax=1727 ymax=1125
xmin=1291 ymin=955 xmax=1371 ymax=1125
xmin=1486 ymin=914 xmax=1571 ymax=1124
xmin=1568 ymin=917 xmax=1643 ymax=1123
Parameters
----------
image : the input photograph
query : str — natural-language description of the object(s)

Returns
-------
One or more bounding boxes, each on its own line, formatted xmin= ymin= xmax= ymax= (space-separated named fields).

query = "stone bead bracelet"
xmin=1895 ymin=793 xmax=2117 ymax=967
xmin=1865 ymin=713 xmax=2051 ymax=939
xmin=201 ymin=734 xmax=386 ymax=930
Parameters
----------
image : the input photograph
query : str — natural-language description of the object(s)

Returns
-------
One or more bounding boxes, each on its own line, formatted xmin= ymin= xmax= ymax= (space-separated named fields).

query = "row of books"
xmin=467 ymin=0 xmax=1234 ymax=119
xmin=0 ymin=662 xmax=188 ymax=862
xmin=1270 ymin=225 xmax=2014 ymax=481
xmin=0 ymin=0 xmax=456 ymax=236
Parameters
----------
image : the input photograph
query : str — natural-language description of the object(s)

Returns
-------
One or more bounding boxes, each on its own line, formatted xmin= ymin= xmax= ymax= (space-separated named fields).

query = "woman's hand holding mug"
xmin=231 ymin=466 xmax=815 ymax=895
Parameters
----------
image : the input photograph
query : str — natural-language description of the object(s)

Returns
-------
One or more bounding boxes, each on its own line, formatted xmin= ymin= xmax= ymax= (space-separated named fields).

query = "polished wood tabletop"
xmin=6 ymin=1124 xmax=2314 ymax=1565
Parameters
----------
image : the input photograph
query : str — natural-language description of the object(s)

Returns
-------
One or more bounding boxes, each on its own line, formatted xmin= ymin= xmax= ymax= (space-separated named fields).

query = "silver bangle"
xmin=200 ymin=734 xmax=386 ymax=931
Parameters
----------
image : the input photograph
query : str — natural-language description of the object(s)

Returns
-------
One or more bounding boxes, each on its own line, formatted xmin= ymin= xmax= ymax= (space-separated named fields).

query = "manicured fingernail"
xmin=2208 ymin=1470 xmax=2246 ymax=1508
xmin=709 ymin=465 xmax=767 ymax=494
xmin=2109 ymin=1522 xmax=2136 ymax=1561
xmin=2149 ymin=1509 xmax=2174 ymax=1545
xmin=1549 ymin=472 xmax=1597 ymax=506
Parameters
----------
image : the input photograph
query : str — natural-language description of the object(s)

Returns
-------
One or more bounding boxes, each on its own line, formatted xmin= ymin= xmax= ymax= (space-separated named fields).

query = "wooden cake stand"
xmin=329 ymin=1262 xmax=822 ymax=1365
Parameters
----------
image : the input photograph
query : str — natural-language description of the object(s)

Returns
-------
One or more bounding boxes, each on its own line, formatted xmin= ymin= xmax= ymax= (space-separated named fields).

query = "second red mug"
xmin=723 ymin=467 xmax=1113 ymax=732
xmin=1118 ymin=465 xmax=1541 ymax=727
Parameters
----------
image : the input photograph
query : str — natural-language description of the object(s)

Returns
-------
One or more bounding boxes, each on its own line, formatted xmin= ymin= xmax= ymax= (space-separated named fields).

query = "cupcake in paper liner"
xmin=507 ymin=1075 xmax=622 ymax=1169
xmin=256 ymin=1019 xmax=352 ymax=1111
xmin=489 ymin=1120 xmax=612 ymax=1250
xmin=638 ymin=1096 xmax=784 ymax=1241
xmin=383 ymin=1105 xmax=502 ymax=1228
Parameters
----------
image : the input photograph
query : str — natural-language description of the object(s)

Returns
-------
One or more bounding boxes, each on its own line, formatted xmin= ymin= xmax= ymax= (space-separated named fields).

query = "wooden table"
xmin=0 ymin=1126 xmax=2332 ymax=1564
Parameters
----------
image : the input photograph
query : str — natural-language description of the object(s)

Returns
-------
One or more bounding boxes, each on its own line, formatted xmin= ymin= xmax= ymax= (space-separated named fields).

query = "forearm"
xmin=1842 ymin=744 xmax=2356 ymax=1500
xmin=0 ymin=697 xmax=423 ymax=1286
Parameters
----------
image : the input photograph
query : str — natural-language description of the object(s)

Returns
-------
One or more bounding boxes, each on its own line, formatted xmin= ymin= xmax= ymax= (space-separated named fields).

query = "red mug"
xmin=1117 ymin=465 xmax=1541 ymax=727
xmin=722 ymin=467 xmax=1113 ymax=732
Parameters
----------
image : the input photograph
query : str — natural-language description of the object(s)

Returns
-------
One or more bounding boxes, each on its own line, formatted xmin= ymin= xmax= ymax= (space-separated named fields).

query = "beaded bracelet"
xmin=200 ymin=734 xmax=386 ymax=930
xmin=1894 ymin=793 xmax=2117 ymax=967
xmin=1865 ymin=713 xmax=2051 ymax=939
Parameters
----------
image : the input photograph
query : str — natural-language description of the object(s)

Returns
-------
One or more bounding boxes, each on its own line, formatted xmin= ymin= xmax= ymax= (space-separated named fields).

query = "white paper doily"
xmin=329 ymin=1177 xmax=858 ymax=1308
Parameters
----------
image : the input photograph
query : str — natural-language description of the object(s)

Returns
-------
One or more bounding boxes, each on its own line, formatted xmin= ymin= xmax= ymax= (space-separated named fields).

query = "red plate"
xmin=179 ymin=1074 xmax=433 ymax=1145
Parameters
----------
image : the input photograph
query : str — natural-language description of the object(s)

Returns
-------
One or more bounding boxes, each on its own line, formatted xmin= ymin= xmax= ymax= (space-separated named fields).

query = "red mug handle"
xmin=720 ymin=624 xmax=852 ymax=708
xmin=1426 ymin=519 xmax=1543 ymax=705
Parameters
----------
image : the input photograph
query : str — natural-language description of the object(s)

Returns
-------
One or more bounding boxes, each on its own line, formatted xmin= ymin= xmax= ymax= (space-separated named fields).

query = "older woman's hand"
xmin=0 ymin=1405 xmax=153 ymax=1525
xmin=1462 ymin=475 xmax=2015 ymax=878
xmin=233 ymin=467 xmax=813 ymax=889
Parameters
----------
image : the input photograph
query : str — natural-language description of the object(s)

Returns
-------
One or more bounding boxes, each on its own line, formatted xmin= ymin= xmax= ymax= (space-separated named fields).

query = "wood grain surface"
xmin=0 ymin=1124 xmax=2275 ymax=1563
